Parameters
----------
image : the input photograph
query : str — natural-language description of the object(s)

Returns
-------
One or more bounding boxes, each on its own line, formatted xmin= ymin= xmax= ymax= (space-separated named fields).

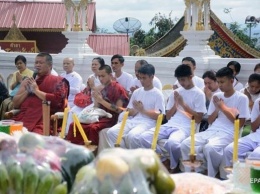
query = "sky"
xmin=94 ymin=0 xmax=260 ymax=37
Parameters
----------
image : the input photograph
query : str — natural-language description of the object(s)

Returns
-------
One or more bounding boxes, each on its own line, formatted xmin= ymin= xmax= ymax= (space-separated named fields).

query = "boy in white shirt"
xmin=224 ymin=98 xmax=260 ymax=168
xmin=138 ymin=64 xmax=206 ymax=172
xmin=181 ymin=67 xmax=250 ymax=177
xmin=227 ymin=61 xmax=244 ymax=91
xmin=173 ymin=57 xmax=204 ymax=90
xmin=107 ymin=64 xmax=165 ymax=148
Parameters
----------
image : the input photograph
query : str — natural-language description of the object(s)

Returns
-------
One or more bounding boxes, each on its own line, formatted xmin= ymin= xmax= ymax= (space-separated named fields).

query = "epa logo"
xmin=250 ymin=178 xmax=260 ymax=183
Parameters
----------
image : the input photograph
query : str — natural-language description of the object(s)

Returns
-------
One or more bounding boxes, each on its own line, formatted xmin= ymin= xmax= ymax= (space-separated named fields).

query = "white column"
xmin=179 ymin=30 xmax=219 ymax=58
xmin=61 ymin=31 xmax=97 ymax=55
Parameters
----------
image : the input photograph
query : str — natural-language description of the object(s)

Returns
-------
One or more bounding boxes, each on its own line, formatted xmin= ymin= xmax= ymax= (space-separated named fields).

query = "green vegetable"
xmin=23 ymin=165 xmax=39 ymax=194
xmin=51 ymin=182 xmax=68 ymax=194
xmin=9 ymin=162 xmax=23 ymax=194
xmin=61 ymin=147 xmax=94 ymax=191
xmin=36 ymin=172 xmax=54 ymax=194
xmin=0 ymin=163 xmax=10 ymax=194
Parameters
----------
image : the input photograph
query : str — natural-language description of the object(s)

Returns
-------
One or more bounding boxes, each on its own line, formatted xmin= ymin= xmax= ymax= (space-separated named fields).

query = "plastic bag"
xmin=0 ymin=132 xmax=95 ymax=193
xmin=71 ymin=148 xmax=175 ymax=194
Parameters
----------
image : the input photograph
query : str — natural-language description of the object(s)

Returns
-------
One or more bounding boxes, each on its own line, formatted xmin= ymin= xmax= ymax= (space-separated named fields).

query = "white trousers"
xmin=139 ymin=125 xmax=188 ymax=169
xmin=106 ymin=120 xmax=152 ymax=148
xmin=224 ymin=131 xmax=260 ymax=167
xmin=181 ymin=130 xmax=233 ymax=177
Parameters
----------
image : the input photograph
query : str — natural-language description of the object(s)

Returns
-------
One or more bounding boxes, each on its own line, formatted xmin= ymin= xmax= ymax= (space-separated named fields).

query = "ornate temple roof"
xmin=145 ymin=12 xmax=260 ymax=58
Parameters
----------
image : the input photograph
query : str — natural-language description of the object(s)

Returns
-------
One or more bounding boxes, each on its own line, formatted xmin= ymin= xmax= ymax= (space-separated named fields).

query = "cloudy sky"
xmin=95 ymin=0 xmax=260 ymax=36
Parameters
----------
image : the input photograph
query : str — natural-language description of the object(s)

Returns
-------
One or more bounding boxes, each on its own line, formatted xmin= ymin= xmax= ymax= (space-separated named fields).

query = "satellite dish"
xmin=113 ymin=17 xmax=142 ymax=41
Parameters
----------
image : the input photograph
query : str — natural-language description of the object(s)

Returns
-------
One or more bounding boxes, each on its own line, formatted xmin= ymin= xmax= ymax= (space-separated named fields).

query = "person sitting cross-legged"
xmin=107 ymin=63 xmax=165 ymax=149
xmin=223 ymin=98 xmax=260 ymax=180
xmin=138 ymin=64 xmax=206 ymax=172
xmin=180 ymin=67 xmax=250 ymax=178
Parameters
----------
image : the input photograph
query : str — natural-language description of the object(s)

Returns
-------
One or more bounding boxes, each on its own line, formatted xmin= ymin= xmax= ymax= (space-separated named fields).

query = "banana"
xmin=36 ymin=172 xmax=54 ymax=194
xmin=23 ymin=165 xmax=39 ymax=194
xmin=51 ymin=182 xmax=68 ymax=194
xmin=9 ymin=162 xmax=23 ymax=194
xmin=0 ymin=163 xmax=10 ymax=194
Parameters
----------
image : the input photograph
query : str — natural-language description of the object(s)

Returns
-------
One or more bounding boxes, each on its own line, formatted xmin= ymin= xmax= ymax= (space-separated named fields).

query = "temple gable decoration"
xmin=0 ymin=15 xmax=37 ymax=53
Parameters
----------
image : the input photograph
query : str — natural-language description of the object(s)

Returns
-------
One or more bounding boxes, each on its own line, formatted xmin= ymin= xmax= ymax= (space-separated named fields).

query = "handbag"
xmin=74 ymin=88 xmax=92 ymax=108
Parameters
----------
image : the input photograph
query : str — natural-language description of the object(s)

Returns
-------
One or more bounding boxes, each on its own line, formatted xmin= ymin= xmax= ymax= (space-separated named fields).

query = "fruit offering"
xmin=0 ymin=132 xmax=95 ymax=193
xmin=71 ymin=148 xmax=175 ymax=194
xmin=0 ymin=156 xmax=67 ymax=194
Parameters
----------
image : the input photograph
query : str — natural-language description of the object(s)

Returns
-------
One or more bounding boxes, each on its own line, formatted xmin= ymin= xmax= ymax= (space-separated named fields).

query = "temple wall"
xmin=0 ymin=52 xmax=259 ymax=89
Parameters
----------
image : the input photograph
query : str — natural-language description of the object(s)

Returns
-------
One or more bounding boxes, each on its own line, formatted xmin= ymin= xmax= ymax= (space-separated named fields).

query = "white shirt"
xmin=61 ymin=71 xmax=83 ymax=107
xmin=130 ymin=76 xmax=162 ymax=91
xmin=164 ymin=86 xmax=207 ymax=134
xmin=127 ymin=87 xmax=165 ymax=125
xmin=175 ymin=75 xmax=204 ymax=90
xmin=115 ymin=71 xmax=133 ymax=92
xmin=251 ymin=98 xmax=260 ymax=133
xmin=88 ymin=73 xmax=101 ymax=87
xmin=233 ymin=79 xmax=244 ymax=91
xmin=207 ymin=91 xmax=250 ymax=135
xmin=51 ymin=68 xmax=59 ymax=76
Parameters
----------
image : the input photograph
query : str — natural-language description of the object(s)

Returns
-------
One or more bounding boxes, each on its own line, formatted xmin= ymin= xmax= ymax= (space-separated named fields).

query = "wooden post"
xmin=42 ymin=101 xmax=51 ymax=136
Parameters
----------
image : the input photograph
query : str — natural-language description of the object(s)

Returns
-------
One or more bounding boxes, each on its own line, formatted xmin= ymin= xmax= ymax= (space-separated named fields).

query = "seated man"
xmin=111 ymin=54 xmax=133 ymax=94
xmin=223 ymin=97 xmax=260 ymax=177
xmin=181 ymin=67 xmax=250 ymax=177
xmin=12 ymin=52 xmax=69 ymax=134
xmin=129 ymin=59 xmax=162 ymax=93
xmin=60 ymin=57 xmax=83 ymax=108
xmin=107 ymin=63 xmax=165 ymax=148
xmin=66 ymin=65 xmax=129 ymax=145
xmin=138 ymin=65 xmax=206 ymax=172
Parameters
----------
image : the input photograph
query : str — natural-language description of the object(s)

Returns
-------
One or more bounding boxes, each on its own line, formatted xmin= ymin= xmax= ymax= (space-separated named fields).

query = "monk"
xmin=66 ymin=65 xmax=129 ymax=145
xmin=12 ymin=52 xmax=69 ymax=134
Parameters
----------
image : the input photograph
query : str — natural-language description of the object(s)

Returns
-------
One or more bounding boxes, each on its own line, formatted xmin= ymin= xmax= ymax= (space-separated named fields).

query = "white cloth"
xmin=130 ymin=76 xmax=162 ymax=90
xmin=64 ymin=74 xmax=100 ymax=134
xmin=164 ymin=86 xmax=207 ymax=133
xmin=233 ymin=79 xmax=244 ymax=91
xmin=51 ymin=68 xmax=58 ymax=76
xmin=88 ymin=73 xmax=101 ymax=87
xmin=181 ymin=91 xmax=250 ymax=177
xmin=114 ymin=71 xmax=133 ymax=92
xmin=107 ymin=87 xmax=165 ymax=148
xmin=207 ymin=91 xmax=250 ymax=135
xmin=175 ymin=75 xmax=204 ymax=90
xmin=139 ymin=86 xmax=206 ymax=169
xmin=61 ymin=71 xmax=83 ymax=108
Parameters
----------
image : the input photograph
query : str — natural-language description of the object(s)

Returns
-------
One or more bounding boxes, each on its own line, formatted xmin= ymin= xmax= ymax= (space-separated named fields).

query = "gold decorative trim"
xmin=4 ymin=15 xmax=26 ymax=40
xmin=211 ymin=11 xmax=260 ymax=58
xmin=147 ymin=36 xmax=185 ymax=57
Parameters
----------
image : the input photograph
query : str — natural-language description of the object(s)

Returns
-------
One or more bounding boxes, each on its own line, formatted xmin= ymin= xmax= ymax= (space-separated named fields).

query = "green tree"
xmin=149 ymin=11 xmax=175 ymax=40
xmin=130 ymin=12 xmax=176 ymax=49
xmin=229 ymin=22 xmax=259 ymax=50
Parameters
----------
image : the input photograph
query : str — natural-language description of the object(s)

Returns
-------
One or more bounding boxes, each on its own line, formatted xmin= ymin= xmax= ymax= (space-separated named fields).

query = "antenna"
xmin=113 ymin=17 xmax=142 ymax=42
